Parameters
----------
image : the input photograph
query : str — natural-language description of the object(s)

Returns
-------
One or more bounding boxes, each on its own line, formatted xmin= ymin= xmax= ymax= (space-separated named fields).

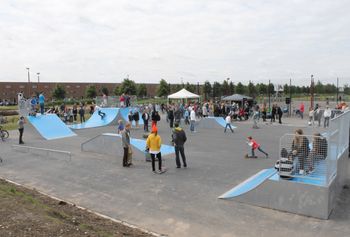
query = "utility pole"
xmin=26 ymin=67 xmax=31 ymax=97
xmin=310 ymin=75 xmax=314 ymax=109
xmin=268 ymin=79 xmax=271 ymax=111
xmin=336 ymin=77 xmax=339 ymax=104
xmin=289 ymin=78 xmax=292 ymax=117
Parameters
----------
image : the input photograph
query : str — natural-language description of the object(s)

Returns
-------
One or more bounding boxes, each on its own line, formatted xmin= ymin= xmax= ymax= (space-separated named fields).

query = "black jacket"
xmin=172 ymin=127 xmax=187 ymax=147
xmin=142 ymin=112 xmax=149 ymax=121
xmin=151 ymin=111 xmax=160 ymax=121
xmin=168 ymin=110 xmax=174 ymax=120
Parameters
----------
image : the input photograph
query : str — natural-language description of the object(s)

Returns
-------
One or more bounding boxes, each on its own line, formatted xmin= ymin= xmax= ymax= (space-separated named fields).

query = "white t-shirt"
xmin=225 ymin=116 xmax=231 ymax=124
xmin=323 ymin=108 xmax=331 ymax=118
xmin=190 ymin=110 xmax=196 ymax=121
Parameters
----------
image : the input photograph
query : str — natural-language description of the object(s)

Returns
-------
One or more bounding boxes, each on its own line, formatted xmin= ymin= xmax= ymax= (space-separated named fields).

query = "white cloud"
xmin=0 ymin=0 xmax=349 ymax=86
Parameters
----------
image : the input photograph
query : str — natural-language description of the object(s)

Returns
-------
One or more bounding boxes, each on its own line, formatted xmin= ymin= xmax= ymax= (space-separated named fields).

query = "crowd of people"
xmin=296 ymin=101 xmax=349 ymax=128
xmin=16 ymin=93 xmax=348 ymax=178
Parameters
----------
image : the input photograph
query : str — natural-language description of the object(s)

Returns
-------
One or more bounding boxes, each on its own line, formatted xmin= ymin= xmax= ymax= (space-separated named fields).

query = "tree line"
xmin=51 ymin=78 xmax=350 ymax=100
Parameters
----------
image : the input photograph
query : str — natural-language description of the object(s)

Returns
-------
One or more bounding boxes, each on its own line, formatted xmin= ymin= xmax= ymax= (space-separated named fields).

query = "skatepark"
xmin=0 ymin=108 xmax=350 ymax=237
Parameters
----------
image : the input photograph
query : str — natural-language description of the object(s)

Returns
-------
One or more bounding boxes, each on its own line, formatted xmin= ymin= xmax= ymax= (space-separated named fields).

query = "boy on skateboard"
xmin=245 ymin=136 xmax=268 ymax=158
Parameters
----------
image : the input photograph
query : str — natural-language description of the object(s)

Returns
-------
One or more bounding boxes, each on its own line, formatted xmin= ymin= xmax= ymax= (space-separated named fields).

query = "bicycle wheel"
xmin=1 ymin=130 xmax=9 ymax=139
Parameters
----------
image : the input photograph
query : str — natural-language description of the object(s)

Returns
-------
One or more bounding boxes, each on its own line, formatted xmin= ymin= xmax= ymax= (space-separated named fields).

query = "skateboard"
xmin=158 ymin=167 xmax=167 ymax=174
xmin=244 ymin=154 xmax=257 ymax=159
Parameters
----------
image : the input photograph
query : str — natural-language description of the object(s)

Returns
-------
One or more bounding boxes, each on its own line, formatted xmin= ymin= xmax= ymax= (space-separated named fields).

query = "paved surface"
xmin=0 ymin=114 xmax=349 ymax=237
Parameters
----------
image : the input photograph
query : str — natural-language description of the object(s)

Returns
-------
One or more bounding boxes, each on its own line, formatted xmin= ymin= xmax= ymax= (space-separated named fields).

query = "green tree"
xmin=229 ymin=81 xmax=235 ymax=95
xmin=137 ymin=84 xmax=148 ymax=97
xmin=315 ymin=80 xmax=324 ymax=94
xmin=222 ymin=80 xmax=230 ymax=96
xmin=256 ymin=83 xmax=267 ymax=95
xmin=247 ymin=81 xmax=256 ymax=97
xmin=268 ymin=83 xmax=275 ymax=95
xmin=283 ymin=84 xmax=289 ymax=95
xmin=114 ymin=85 xmax=121 ymax=96
xmin=52 ymin=84 xmax=66 ymax=100
xmin=212 ymin=81 xmax=222 ymax=98
xmin=185 ymin=82 xmax=196 ymax=93
xmin=119 ymin=79 xmax=137 ymax=95
xmin=324 ymin=84 xmax=336 ymax=94
xmin=157 ymin=79 xmax=170 ymax=97
xmin=101 ymin=87 xmax=109 ymax=96
xmin=203 ymin=81 xmax=212 ymax=100
xmin=344 ymin=84 xmax=350 ymax=95
xmin=236 ymin=82 xmax=245 ymax=94
xmin=86 ymin=85 xmax=97 ymax=98
xmin=173 ymin=84 xmax=183 ymax=92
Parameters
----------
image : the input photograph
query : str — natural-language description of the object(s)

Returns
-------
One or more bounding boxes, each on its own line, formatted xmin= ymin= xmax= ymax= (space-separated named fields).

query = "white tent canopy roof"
xmin=168 ymin=88 xmax=200 ymax=99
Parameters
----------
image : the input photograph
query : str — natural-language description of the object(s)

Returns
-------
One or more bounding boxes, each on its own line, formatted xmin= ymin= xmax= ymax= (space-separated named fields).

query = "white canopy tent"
xmin=167 ymin=88 xmax=200 ymax=103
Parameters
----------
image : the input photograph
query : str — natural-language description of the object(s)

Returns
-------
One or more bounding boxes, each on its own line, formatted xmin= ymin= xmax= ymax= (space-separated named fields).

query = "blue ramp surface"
xmin=27 ymin=114 xmax=76 ymax=140
xmin=208 ymin=116 xmax=237 ymax=129
xmin=119 ymin=108 xmax=144 ymax=126
xmin=69 ymin=108 xmax=119 ymax=129
xmin=219 ymin=168 xmax=277 ymax=199
xmin=103 ymin=133 xmax=175 ymax=156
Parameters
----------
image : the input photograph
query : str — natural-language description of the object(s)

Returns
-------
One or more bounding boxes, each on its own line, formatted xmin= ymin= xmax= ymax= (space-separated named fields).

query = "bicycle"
xmin=0 ymin=126 xmax=9 ymax=141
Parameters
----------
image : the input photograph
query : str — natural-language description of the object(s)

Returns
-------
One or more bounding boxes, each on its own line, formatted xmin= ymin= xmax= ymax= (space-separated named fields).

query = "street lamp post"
xmin=26 ymin=67 xmax=31 ymax=97
xmin=336 ymin=77 xmax=339 ymax=104
xmin=226 ymin=78 xmax=230 ymax=96
xmin=310 ymin=75 xmax=314 ymax=109
xmin=289 ymin=78 xmax=292 ymax=117
xmin=268 ymin=79 xmax=271 ymax=111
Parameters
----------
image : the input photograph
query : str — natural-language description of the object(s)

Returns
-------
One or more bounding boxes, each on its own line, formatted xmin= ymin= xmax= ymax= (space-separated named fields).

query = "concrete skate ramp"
xmin=219 ymin=168 xmax=277 ymax=199
xmin=119 ymin=107 xmax=144 ymax=126
xmin=81 ymin=133 xmax=174 ymax=158
xmin=69 ymin=108 xmax=119 ymax=129
xmin=198 ymin=116 xmax=237 ymax=129
xmin=27 ymin=114 xmax=76 ymax=140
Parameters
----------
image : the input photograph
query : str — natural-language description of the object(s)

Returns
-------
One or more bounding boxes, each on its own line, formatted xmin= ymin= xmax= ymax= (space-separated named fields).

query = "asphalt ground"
xmin=0 ymin=114 xmax=349 ymax=237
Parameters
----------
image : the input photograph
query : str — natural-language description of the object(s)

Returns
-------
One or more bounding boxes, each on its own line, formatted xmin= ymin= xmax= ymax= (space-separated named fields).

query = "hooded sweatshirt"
xmin=172 ymin=127 xmax=187 ymax=147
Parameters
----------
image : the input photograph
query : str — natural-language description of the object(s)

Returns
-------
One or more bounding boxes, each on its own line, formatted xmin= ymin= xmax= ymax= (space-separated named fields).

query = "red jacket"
xmin=249 ymin=139 xmax=260 ymax=150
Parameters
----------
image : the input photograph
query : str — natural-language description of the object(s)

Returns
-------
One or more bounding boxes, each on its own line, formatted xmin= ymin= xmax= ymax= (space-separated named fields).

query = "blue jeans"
xmin=40 ymin=103 xmax=44 ymax=114
xmin=190 ymin=120 xmax=195 ymax=132
xmin=224 ymin=123 xmax=234 ymax=133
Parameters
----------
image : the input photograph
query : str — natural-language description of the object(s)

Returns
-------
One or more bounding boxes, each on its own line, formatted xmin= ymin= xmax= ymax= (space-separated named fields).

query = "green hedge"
xmin=46 ymin=99 xmax=95 ymax=107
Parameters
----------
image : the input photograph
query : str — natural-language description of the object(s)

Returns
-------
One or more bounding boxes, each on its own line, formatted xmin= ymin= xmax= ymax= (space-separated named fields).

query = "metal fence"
xmin=18 ymin=99 xmax=32 ymax=116
xmin=278 ymin=110 xmax=350 ymax=185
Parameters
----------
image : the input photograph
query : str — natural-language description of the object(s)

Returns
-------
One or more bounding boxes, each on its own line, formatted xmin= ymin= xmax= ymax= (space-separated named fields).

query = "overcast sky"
xmin=0 ymin=0 xmax=349 ymax=86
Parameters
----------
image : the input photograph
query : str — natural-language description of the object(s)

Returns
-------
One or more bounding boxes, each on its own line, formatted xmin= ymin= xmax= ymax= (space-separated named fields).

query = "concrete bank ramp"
xmin=69 ymin=108 xmax=119 ymax=129
xmin=197 ymin=116 xmax=237 ymax=129
xmin=81 ymin=133 xmax=174 ymax=158
xmin=27 ymin=114 xmax=76 ymax=140
xmin=118 ymin=107 xmax=144 ymax=126
xmin=219 ymin=168 xmax=277 ymax=199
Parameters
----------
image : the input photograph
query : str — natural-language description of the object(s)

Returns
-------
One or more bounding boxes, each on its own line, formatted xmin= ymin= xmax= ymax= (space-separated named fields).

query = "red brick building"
xmin=0 ymin=82 xmax=159 ymax=103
